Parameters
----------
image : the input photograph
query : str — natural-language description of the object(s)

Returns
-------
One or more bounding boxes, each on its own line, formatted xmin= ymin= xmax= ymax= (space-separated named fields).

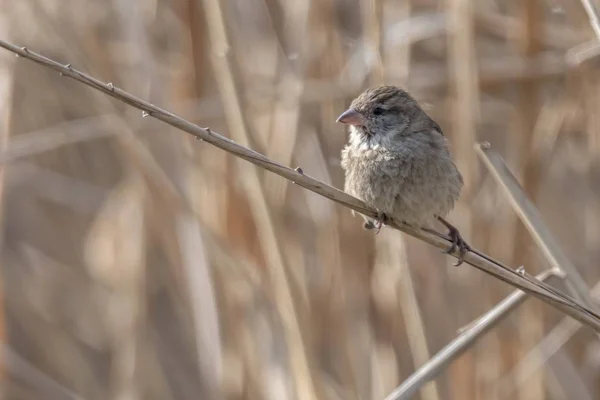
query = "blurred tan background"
xmin=0 ymin=0 xmax=600 ymax=399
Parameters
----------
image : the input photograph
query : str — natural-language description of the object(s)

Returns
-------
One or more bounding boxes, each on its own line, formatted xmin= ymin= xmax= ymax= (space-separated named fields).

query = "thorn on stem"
xmin=107 ymin=83 xmax=114 ymax=91
xmin=291 ymin=167 xmax=304 ymax=184
xmin=61 ymin=64 xmax=72 ymax=75
xmin=142 ymin=111 xmax=149 ymax=118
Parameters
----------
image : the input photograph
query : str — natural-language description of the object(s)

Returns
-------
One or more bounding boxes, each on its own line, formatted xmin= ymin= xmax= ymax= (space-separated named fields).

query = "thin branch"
xmin=493 ymin=279 xmax=600 ymax=398
xmin=3 ymin=40 xmax=600 ymax=333
xmin=568 ymin=1 xmax=600 ymax=65
xmin=566 ymin=39 xmax=600 ymax=66
xmin=476 ymin=144 xmax=598 ymax=311
xmin=384 ymin=269 xmax=560 ymax=400
xmin=580 ymin=0 xmax=600 ymax=42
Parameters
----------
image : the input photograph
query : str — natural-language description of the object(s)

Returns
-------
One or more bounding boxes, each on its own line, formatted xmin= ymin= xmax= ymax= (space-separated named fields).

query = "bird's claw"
xmin=374 ymin=220 xmax=383 ymax=234
xmin=375 ymin=212 xmax=390 ymax=234
xmin=363 ymin=212 xmax=390 ymax=234
xmin=444 ymin=226 xmax=471 ymax=266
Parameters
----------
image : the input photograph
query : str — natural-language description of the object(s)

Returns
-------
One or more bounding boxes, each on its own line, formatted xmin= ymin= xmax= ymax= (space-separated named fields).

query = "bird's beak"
xmin=336 ymin=108 xmax=365 ymax=126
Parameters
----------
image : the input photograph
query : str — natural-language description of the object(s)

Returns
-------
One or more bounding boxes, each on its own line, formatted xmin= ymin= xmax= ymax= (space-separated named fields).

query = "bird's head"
xmin=337 ymin=85 xmax=437 ymax=148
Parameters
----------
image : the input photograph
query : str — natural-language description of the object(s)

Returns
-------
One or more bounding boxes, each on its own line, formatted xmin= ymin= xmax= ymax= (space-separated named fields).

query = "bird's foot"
xmin=445 ymin=228 xmax=471 ymax=266
xmin=437 ymin=217 xmax=471 ymax=266
xmin=374 ymin=212 xmax=390 ymax=234
xmin=363 ymin=212 xmax=390 ymax=234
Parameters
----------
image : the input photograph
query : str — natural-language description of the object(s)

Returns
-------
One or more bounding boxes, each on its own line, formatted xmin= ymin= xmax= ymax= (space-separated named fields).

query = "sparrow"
xmin=337 ymin=85 xmax=470 ymax=265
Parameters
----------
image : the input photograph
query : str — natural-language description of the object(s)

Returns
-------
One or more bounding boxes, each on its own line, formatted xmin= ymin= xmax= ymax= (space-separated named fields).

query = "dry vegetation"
xmin=1 ymin=0 xmax=600 ymax=400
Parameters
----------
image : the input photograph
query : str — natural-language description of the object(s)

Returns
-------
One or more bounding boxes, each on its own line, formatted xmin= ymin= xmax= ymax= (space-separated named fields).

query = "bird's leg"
xmin=363 ymin=211 xmax=390 ymax=234
xmin=437 ymin=216 xmax=471 ymax=266
xmin=374 ymin=212 xmax=390 ymax=234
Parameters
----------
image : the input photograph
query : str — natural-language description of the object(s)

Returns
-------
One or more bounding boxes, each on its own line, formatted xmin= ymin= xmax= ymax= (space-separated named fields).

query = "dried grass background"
xmin=1 ymin=0 xmax=600 ymax=399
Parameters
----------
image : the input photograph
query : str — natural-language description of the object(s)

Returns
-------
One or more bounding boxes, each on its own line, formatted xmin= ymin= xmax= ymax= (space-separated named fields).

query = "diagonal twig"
xmin=476 ymin=143 xmax=598 ymax=311
xmin=581 ymin=0 xmax=600 ymax=42
xmin=493 ymin=278 xmax=600 ymax=398
xmin=384 ymin=269 xmax=560 ymax=400
xmin=3 ymin=40 xmax=600 ymax=333
xmin=566 ymin=0 xmax=600 ymax=65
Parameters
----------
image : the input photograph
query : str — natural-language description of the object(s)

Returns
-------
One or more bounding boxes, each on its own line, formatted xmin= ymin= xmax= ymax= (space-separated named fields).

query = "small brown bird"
xmin=337 ymin=85 xmax=470 ymax=265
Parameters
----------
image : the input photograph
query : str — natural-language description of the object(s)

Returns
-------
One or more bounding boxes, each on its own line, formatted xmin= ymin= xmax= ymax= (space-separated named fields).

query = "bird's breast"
xmin=340 ymin=141 xmax=463 ymax=223
xmin=341 ymin=147 xmax=406 ymax=212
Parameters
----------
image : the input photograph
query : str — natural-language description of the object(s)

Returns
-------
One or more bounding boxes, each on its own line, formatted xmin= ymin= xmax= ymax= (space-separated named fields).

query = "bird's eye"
xmin=373 ymin=107 xmax=384 ymax=116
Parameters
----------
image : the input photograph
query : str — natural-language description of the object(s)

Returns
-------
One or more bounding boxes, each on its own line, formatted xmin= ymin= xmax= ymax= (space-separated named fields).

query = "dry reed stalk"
xmin=511 ymin=0 xmax=543 ymax=245
xmin=580 ymin=0 xmax=600 ymax=41
xmin=361 ymin=3 xmax=407 ymax=399
xmin=477 ymin=139 xmax=597 ymax=311
xmin=374 ymin=231 xmax=440 ymax=400
xmin=545 ymin=352 xmax=594 ymax=400
xmin=444 ymin=0 xmax=480 ymax=284
xmin=175 ymin=212 xmax=222 ymax=399
xmin=384 ymin=269 xmax=559 ymax=400
xmin=84 ymin=173 xmax=146 ymax=400
xmin=580 ymin=65 xmax=600 ymax=258
xmin=205 ymin=242 xmax=262 ymax=399
xmin=447 ymin=0 xmax=480 ymax=195
xmin=200 ymin=0 xmax=318 ymax=398
xmin=493 ymin=278 xmax=600 ymax=399
xmin=529 ymin=100 xmax=573 ymax=167
xmin=297 ymin=128 xmax=366 ymax=398
xmin=301 ymin=4 xmax=372 ymax=396
xmin=0 ymin=115 xmax=120 ymax=164
xmin=7 ymin=245 xmax=106 ymax=397
xmin=0 ymin=15 xmax=15 ymax=387
xmin=4 ymin=162 xmax=106 ymax=214
xmin=446 ymin=0 xmax=480 ymax=397
xmin=384 ymin=1 xmax=412 ymax=85
xmin=370 ymin=343 xmax=399 ymax=400
xmin=477 ymin=142 xmax=600 ymax=399
xmin=510 ymin=2 xmax=546 ymax=399
xmin=7 ymin=5 xmax=203 ymax=398
xmin=262 ymin=1 xmax=310 ymax=207
xmin=298 ymin=53 xmax=568 ymax=104
xmin=163 ymin=4 xmax=224 ymax=396
xmin=362 ymin=0 xmax=384 ymax=85
xmin=475 ymin=10 xmax=581 ymax=49
xmin=15 ymin=2 xmax=193 ymax=215
xmin=2 ymin=343 xmax=88 ymax=400
xmin=377 ymin=2 xmax=439 ymax=400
